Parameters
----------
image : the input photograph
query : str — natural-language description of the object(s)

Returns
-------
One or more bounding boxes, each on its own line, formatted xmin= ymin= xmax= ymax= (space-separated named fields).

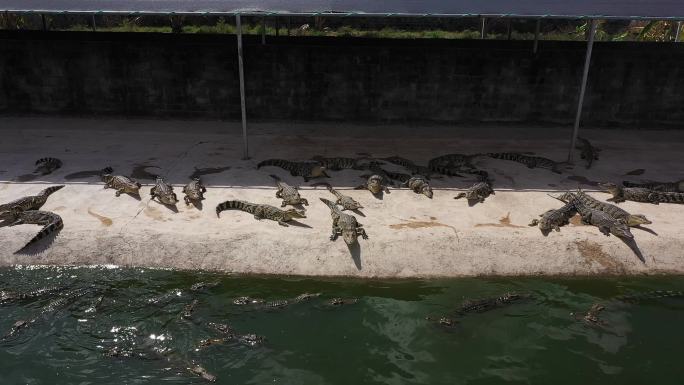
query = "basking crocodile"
xmin=101 ymin=167 xmax=142 ymax=197
xmin=271 ymin=174 xmax=308 ymax=207
xmin=487 ymin=152 xmax=567 ymax=174
xmin=457 ymin=292 xmax=528 ymax=315
xmin=571 ymin=195 xmax=633 ymax=239
xmin=310 ymin=156 xmax=366 ymax=171
xmin=312 ymin=183 xmax=363 ymax=211
xmin=34 ymin=157 xmax=62 ymax=175
xmin=355 ymin=174 xmax=390 ymax=195
xmin=379 ymin=156 xmax=437 ymax=178
xmin=454 ymin=177 xmax=494 ymax=204
xmin=556 ymin=191 xmax=651 ymax=227
xmin=216 ymin=200 xmax=306 ymax=226
xmin=528 ymin=201 xmax=577 ymax=236
xmin=427 ymin=153 xmax=479 ymax=176
xmin=3 ymin=210 xmax=63 ymax=253
xmin=576 ymin=137 xmax=600 ymax=169
xmin=599 ymin=182 xmax=684 ymax=204
xmin=0 ymin=185 xmax=64 ymax=215
xmin=383 ymin=170 xmax=433 ymax=198
xmin=150 ymin=176 xmax=178 ymax=205
xmin=320 ymin=198 xmax=368 ymax=245
xmin=183 ymin=177 xmax=206 ymax=205
xmin=623 ymin=179 xmax=684 ymax=193
xmin=257 ymin=159 xmax=330 ymax=181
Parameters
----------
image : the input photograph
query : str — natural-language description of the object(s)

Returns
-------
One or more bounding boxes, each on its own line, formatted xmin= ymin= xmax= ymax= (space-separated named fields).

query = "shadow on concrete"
xmin=346 ymin=242 xmax=362 ymax=270
xmin=131 ymin=164 xmax=160 ymax=181
xmin=64 ymin=169 xmax=103 ymax=180
xmin=286 ymin=220 xmax=313 ymax=229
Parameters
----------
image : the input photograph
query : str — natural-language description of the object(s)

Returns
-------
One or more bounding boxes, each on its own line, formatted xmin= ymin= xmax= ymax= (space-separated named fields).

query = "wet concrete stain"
xmin=64 ymin=170 xmax=102 ymax=180
xmin=625 ymin=169 xmax=646 ymax=176
xmin=87 ymin=208 xmax=113 ymax=227
xmin=389 ymin=219 xmax=457 ymax=234
xmin=189 ymin=166 xmax=231 ymax=180
xmin=475 ymin=212 xmax=526 ymax=228
xmin=566 ymin=175 xmax=600 ymax=187
xmin=576 ymin=240 xmax=625 ymax=272
xmin=131 ymin=164 xmax=161 ymax=181
xmin=143 ymin=206 xmax=165 ymax=221
xmin=14 ymin=174 xmax=38 ymax=182
xmin=52 ymin=206 xmax=67 ymax=212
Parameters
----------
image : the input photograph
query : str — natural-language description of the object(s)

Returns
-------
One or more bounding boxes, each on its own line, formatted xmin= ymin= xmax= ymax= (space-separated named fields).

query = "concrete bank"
xmin=0 ymin=117 xmax=683 ymax=277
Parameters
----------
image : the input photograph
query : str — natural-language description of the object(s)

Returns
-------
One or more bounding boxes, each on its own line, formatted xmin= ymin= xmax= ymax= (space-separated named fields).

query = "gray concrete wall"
xmin=1 ymin=31 xmax=683 ymax=127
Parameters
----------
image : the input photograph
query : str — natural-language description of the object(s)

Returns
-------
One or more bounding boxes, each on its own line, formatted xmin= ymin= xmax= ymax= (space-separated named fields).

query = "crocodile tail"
xmin=216 ymin=200 xmax=254 ymax=217
xmin=269 ymin=174 xmax=282 ymax=182
xmin=101 ymin=166 xmax=114 ymax=175
xmin=15 ymin=215 xmax=63 ymax=254
xmin=319 ymin=198 xmax=338 ymax=212
xmin=39 ymin=185 xmax=65 ymax=197
xmin=257 ymin=159 xmax=290 ymax=170
xmin=35 ymin=157 xmax=61 ymax=166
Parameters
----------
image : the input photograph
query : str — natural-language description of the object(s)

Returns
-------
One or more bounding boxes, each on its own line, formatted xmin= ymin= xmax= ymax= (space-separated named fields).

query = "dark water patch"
xmin=0 ymin=267 xmax=683 ymax=384
xmin=625 ymin=169 xmax=646 ymax=176
xmin=131 ymin=164 xmax=161 ymax=181
xmin=189 ymin=166 xmax=232 ymax=180
xmin=64 ymin=170 xmax=103 ymax=180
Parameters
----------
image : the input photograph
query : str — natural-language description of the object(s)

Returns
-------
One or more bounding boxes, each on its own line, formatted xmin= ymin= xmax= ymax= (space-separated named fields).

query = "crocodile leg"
xmin=115 ymin=189 xmax=123 ymax=197
xmin=301 ymin=198 xmax=309 ymax=206
xmin=330 ymin=227 xmax=339 ymax=241
xmin=357 ymin=228 xmax=369 ymax=240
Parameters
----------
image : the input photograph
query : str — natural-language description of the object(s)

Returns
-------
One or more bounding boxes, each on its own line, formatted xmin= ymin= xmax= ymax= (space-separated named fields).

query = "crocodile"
xmin=379 ymin=156 xmax=437 ymax=178
xmin=528 ymin=201 xmax=577 ymax=235
xmin=34 ymin=157 xmax=62 ymax=175
xmin=182 ymin=177 xmax=206 ymax=205
xmin=427 ymin=153 xmax=479 ymax=176
xmin=181 ymin=299 xmax=199 ymax=320
xmin=327 ymin=297 xmax=359 ymax=306
xmin=216 ymin=200 xmax=306 ymax=226
xmin=574 ymin=303 xmax=607 ymax=326
xmin=355 ymin=174 xmax=391 ymax=195
xmin=457 ymin=292 xmax=527 ymax=315
xmin=3 ymin=210 xmax=63 ymax=253
xmin=320 ymin=198 xmax=368 ymax=245
xmin=233 ymin=293 xmax=320 ymax=309
xmin=454 ymin=177 xmax=494 ymax=204
xmin=312 ymin=183 xmax=363 ymax=211
xmin=615 ymin=290 xmax=684 ymax=303
xmin=310 ymin=156 xmax=366 ymax=171
xmin=623 ymin=179 xmax=684 ymax=193
xmin=190 ymin=281 xmax=219 ymax=292
xmin=575 ymin=136 xmax=600 ymax=169
xmin=101 ymin=167 xmax=142 ymax=197
xmin=487 ymin=152 xmax=567 ymax=174
xmin=257 ymin=159 xmax=330 ymax=181
xmin=556 ymin=191 xmax=651 ymax=227
xmin=233 ymin=296 xmax=265 ymax=305
xmin=150 ymin=176 xmax=178 ymax=205
xmin=0 ymin=185 xmax=64 ymax=215
xmin=0 ymin=285 xmax=68 ymax=305
xmin=570 ymin=195 xmax=633 ymax=239
xmin=271 ymin=174 xmax=308 ymax=207
xmin=599 ymin=182 xmax=684 ymax=204
xmin=383 ymin=170 xmax=433 ymax=198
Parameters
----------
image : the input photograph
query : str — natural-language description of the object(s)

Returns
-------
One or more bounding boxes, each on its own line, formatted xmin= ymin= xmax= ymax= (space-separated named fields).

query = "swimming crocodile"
xmin=181 ymin=299 xmax=199 ymax=320
xmin=0 ymin=285 xmax=69 ymax=305
xmin=257 ymin=159 xmax=330 ymax=181
xmin=575 ymin=137 xmax=600 ymax=169
xmin=556 ymin=190 xmax=651 ymax=227
xmin=183 ymin=177 xmax=206 ymax=205
xmin=216 ymin=200 xmax=306 ymax=226
xmin=528 ymin=201 xmax=577 ymax=236
xmin=310 ymin=156 xmax=366 ymax=171
xmin=457 ymin=292 xmax=528 ymax=315
xmin=327 ymin=297 xmax=359 ymax=306
xmin=615 ymin=290 xmax=684 ymax=303
xmin=320 ymin=198 xmax=368 ymax=245
xmin=312 ymin=183 xmax=363 ymax=211
xmin=3 ymin=210 xmax=63 ymax=253
xmin=570 ymin=195 xmax=633 ymax=239
xmin=574 ymin=303 xmax=607 ymax=326
xmin=454 ymin=177 xmax=494 ymax=204
xmin=383 ymin=170 xmax=433 ymax=198
xmin=271 ymin=174 xmax=308 ymax=207
xmin=599 ymin=182 xmax=684 ymax=204
xmin=0 ymin=185 xmax=64 ymax=215
xmin=233 ymin=293 xmax=320 ymax=309
xmin=101 ymin=167 xmax=142 ymax=197
xmin=622 ymin=179 xmax=684 ymax=193
xmin=355 ymin=174 xmax=391 ymax=195
xmin=487 ymin=152 xmax=567 ymax=174
xmin=150 ymin=176 xmax=178 ymax=205
xmin=34 ymin=157 xmax=62 ymax=175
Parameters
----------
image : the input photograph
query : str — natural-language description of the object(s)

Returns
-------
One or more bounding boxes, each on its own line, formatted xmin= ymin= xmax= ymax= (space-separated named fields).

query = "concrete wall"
xmin=1 ymin=31 xmax=683 ymax=127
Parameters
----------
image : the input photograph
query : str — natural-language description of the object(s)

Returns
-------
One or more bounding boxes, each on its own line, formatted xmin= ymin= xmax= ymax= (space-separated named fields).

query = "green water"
xmin=1 ymin=267 xmax=683 ymax=385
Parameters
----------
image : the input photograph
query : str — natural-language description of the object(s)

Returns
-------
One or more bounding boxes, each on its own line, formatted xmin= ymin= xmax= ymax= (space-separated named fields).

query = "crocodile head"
xmin=310 ymin=165 xmax=329 ymax=178
xmin=284 ymin=208 xmax=306 ymax=219
xmin=627 ymin=214 xmax=652 ymax=226
xmin=367 ymin=175 xmax=384 ymax=194
xmin=610 ymin=219 xmax=634 ymax=239
xmin=342 ymin=230 xmax=358 ymax=245
xmin=598 ymin=182 xmax=620 ymax=196
xmin=421 ymin=185 xmax=433 ymax=199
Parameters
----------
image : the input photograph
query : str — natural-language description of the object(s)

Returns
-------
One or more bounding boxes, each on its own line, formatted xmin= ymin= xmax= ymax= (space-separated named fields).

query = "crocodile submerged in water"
xmin=615 ymin=290 xmax=684 ymax=303
xmin=599 ymin=182 xmax=684 ymax=205
xmin=575 ymin=137 xmax=600 ymax=169
xmin=232 ymin=293 xmax=321 ymax=309
xmin=573 ymin=303 xmax=607 ymax=326
xmin=216 ymin=200 xmax=306 ymax=226
xmin=457 ymin=292 xmax=528 ymax=315
xmin=150 ymin=177 xmax=178 ymax=206
xmin=355 ymin=174 xmax=391 ymax=196
xmin=555 ymin=190 xmax=651 ymax=227
xmin=2 ymin=210 xmax=63 ymax=253
xmin=0 ymin=185 xmax=64 ymax=216
xmin=271 ymin=174 xmax=308 ymax=207
xmin=529 ymin=201 xmax=577 ymax=236
xmin=454 ymin=176 xmax=494 ymax=205
xmin=312 ymin=183 xmax=363 ymax=211
xmin=622 ymin=179 xmax=684 ymax=193
xmin=183 ymin=177 xmax=206 ymax=205
xmin=100 ymin=167 xmax=142 ymax=197
xmin=310 ymin=156 xmax=366 ymax=171
xmin=34 ymin=157 xmax=62 ymax=175
xmin=320 ymin=198 xmax=368 ymax=245
xmin=487 ymin=152 xmax=567 ymax=174
xmin=257 ymin=159 xmax=330 ymax=181
xmin=382 ymin=170 xmax=433 ymax=198
xmin=0 ymin=285 xmax=69 ymax=305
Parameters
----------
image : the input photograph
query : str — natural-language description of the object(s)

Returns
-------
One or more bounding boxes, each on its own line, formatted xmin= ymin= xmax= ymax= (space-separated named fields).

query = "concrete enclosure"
xmin=1 ymin=31 xmax=683 ymax=127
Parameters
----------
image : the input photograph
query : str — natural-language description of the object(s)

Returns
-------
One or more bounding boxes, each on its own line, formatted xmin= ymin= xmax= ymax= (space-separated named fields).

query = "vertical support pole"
xmin=261 ymin=16 xmax=266 ymax=45
xmin=91 ymin=14 xmax=97 ymax=32
xmin=568 ymin=19 xmax=597 ymax=163
xmin=287 ymin=17 xmax=291 ymax=36
xmin=507 ymin=19 xmax=512 ymax=40
xmin=480 ymin=17 xmax=486 ymax=39
xmin=533 ymin=19 xmax=541 ymax=54
xmin=676 ymin=21 xmax=682 ymax=42
xmin=41 ymin=14 xmax=47 ymax=31
xmin=275 ymin=17 xmax=279 ymax=36
xmin=236 ymin=14 xmax=249 ymax=159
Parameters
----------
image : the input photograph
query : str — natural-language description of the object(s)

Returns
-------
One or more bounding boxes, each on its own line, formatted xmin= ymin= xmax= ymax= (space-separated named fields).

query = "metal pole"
xmin=507 ymin=19 xmax=512 ymax=40
xmin=41 ymin=14 xmax=47 ymax=31
xmin=236 ymin=14 xmax=249 ymax=159
xmin=91 ymin=14 xmax=96 ymax=31
xmin=261 ymin=16 xmax=266 ymax=45
xmin=533 ymin=19 xmax=541 ymax=53
xmin=275 ymin=16 xmax=279 ymax=36
xmin=287 ymin=17 xmax=291 ymax=36
xmin=676 ymin=21 xmax=682 ymax=42
xmin=480 ymin=17 xmax=486 ymax=39
xmin=568 ymin=19 xmax=597 ymax=163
